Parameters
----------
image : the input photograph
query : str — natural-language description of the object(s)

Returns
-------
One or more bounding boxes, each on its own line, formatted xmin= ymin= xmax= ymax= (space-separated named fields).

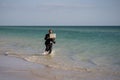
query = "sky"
xmin=0 ymin=0 xmax=120 ymax=26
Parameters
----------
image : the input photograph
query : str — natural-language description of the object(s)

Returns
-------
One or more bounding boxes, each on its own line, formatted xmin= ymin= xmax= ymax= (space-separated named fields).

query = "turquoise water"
xmin=0 ymin=26 xmax=120 ymax=72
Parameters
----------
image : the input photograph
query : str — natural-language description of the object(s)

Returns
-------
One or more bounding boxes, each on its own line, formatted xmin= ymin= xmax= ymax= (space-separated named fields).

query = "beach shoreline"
xmin=0 ymin=54 xmax=120 ymax=80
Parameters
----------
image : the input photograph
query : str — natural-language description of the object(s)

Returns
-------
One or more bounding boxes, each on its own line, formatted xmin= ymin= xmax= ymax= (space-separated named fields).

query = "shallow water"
xmin=0 ymin=26 xmax=120 ymax=80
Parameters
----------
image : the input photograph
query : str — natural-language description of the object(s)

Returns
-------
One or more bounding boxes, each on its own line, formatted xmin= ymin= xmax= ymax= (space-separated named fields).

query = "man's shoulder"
xmin=45 ymin=34 xmax=49 ymax=37
xmin=46 ymin=34 xmax=49 ymax=35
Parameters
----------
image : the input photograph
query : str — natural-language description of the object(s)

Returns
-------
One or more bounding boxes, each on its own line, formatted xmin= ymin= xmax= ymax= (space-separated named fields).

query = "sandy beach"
xmin=0 ymin=53 xmax=120 ymax=80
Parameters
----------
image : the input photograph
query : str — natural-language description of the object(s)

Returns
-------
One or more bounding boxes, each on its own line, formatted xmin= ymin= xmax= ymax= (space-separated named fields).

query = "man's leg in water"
xmin=45 ymin=44 xmax=49 ymax=52
xmin=48 ymin=43 xmax=53 ymax=54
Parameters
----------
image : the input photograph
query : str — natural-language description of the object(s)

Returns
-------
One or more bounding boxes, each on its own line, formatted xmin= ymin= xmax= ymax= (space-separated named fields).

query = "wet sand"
xmin=0 ymin=54 xmax=120 ymax=80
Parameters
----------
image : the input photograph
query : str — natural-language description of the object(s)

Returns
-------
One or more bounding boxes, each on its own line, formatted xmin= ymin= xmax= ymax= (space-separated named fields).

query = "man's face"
xmin=49 ymin=30 xmax=52 ymax=34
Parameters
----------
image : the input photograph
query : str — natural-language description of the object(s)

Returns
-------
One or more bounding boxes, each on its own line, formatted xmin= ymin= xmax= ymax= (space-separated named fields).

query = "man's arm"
xmin=51 ymin=38 xmax=56 ymax=44
xmin=44 ymin=34 xmax=49 ymax=40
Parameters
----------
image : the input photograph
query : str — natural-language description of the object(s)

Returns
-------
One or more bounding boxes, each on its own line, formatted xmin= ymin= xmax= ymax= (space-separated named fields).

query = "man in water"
xmin=44 ymin=29 xmax=56 ymax=54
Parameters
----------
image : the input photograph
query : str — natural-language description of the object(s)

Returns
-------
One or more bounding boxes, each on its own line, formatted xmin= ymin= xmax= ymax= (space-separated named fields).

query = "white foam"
xmin=42 ymin=50 xmax=55 ymax=56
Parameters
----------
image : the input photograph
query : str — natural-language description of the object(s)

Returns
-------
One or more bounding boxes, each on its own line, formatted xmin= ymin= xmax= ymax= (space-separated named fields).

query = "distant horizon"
xmin=0 ymin=25 xmax=120 ymax=27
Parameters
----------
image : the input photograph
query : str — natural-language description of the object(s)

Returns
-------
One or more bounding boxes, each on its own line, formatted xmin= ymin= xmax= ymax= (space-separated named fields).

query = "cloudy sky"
xmin=0 ymin=0 xmax=120 ymax=26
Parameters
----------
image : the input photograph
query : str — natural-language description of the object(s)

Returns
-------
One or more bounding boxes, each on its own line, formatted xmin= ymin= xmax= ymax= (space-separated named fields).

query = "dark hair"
xmin=49 ymin=29 xmax=52 ymax=31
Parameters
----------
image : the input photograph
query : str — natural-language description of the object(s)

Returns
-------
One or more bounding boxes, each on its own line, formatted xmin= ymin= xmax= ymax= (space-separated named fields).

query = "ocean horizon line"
xmin=0 ymin=25 xmax=120 ymax=29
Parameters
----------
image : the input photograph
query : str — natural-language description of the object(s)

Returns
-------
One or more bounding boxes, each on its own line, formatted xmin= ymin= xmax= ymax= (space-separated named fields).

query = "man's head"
xmin=49 ymin=29 xmax=53 ymax=34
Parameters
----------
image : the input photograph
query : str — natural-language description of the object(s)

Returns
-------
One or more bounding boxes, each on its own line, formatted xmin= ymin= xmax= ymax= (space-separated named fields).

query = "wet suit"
xmin=44 ymin=34 xmax=56 ymax=54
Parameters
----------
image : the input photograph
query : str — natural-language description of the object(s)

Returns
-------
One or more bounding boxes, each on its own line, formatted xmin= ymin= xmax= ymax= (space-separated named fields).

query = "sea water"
xmin=0 ymin=26 xmax=120 ymax=74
